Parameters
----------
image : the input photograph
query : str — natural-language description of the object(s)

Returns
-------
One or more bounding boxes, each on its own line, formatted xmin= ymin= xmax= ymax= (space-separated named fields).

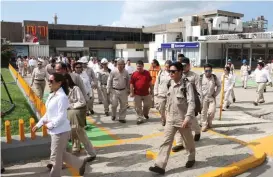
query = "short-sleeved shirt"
xmin=131 ymin=70 xmax=152 ymax=96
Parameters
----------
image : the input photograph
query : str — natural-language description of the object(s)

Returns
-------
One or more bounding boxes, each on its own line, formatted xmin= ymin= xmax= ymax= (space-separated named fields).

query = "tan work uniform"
xmin=154 ymin=70 xmax=171 ymax=122
xmin=31 ymin=67 xmax=46 ymax=99
xmin=98 ymin=69 xmax=111 ymax=112
xmin=200 ymin=74 xmax=221 ymax=128
xmin=45 ymin=64 xmax=55 ymax=79
xmin=225 ymin=64 xmax=236 ymax=99
xmin=240 ymin=65 xmax=250 ymax=88
xmin=155 ymin=79 xmax=196 ymax=169
xmin=107 ymin=69 xmax=130 ymax=120
xmin=70 ymin=73 xmax=89 ymax=102
xmin=174 ymin=71 xmax=201 ymax=147
xmin=84 ymin=67 xmax=97 ymax=112
xmin=67 ymin=86 xmax=96 ymax=156
xmin=17 ymin=60 xmax=25 ymax=75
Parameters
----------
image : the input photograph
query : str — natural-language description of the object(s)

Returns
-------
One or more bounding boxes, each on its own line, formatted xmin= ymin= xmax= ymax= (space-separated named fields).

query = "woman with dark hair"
xmin=149 ymin=59 xmax=161 ymax=107
xmin=154 ymin=60 xmax=172 ymax=126
xmin=32 ymin=73 xmax=86 ymax=177
xmin=65 ymin=73 xmax=97 ymax=162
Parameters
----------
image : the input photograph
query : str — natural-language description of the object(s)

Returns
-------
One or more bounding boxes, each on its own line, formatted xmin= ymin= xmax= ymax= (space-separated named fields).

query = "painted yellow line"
xmin=247 ymin=135 xmax=273 ymax=157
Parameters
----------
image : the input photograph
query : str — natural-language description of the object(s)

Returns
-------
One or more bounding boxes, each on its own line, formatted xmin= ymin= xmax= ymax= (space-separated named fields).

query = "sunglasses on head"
xmin=169 ymin=70 xmax=178 ymax=74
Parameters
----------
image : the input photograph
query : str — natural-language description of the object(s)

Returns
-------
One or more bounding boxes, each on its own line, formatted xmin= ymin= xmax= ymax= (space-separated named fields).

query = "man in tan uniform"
xmin=31 ymin=60 xmax=47 ymax=99
xmin=78 ymin=56 xmax=98 ymax=115
xmin=45 ymin=58 xmax=56 ymax=79
xmin=172 ymin=58 xmax=202 ymax=152
xmin=201 ymin=63 xmax=221 ymax=132
xmin=149 ymin=62 xmax=196 ymax=175
xmin=107 ymin=59 xmax=130 ymax=123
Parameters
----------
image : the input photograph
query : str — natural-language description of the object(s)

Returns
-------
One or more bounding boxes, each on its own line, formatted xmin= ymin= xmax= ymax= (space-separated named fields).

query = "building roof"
xmin=193 ymin=10 xmax=244 ymax=18
xmin=142 ymin=22 xmax=185 ymax=33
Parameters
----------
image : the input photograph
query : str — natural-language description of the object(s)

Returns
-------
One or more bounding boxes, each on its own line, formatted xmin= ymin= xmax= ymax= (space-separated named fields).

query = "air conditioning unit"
xmin=244 ymin=33 xmax=252 ymax=39
xmin=198 ymin=36 xmax=207 ymax=41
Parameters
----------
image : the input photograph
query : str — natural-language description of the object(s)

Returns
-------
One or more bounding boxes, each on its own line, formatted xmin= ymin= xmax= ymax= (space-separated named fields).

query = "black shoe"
xmin=136 ymin=119 xmax=144 ymax=125
xmin=1 ymin=168 xmax=5 ymax=173
xmin=85 ymin=155 xmax=96 ymax=162
xmin=47 ymin=164 xmax=53 ymax=171
xmin=194 ymin=133 xmax=201 ymax=141
xmin=185 ymin=160 xmax=195 ymax=168
xmin=144 ymin=115 xmax=149 ymax=119
xmin=127 ymin=106 xmax=130 ymax=109
xmin=172 ymin=145 xmax=184 ymax=152
xmin=90 ymin=110 xmax=94 ymax=115
xmin=227 ymin=105 xmax=230 ymax=109
xmin=149 ymin=166 xmax=165 ymax=175
xmin=112 ymin=116 xmax=116 ymax=121
xmin=105 ymin=112 xmax=109 ymax=116
xmin=253 ymin=102 xmax=258 ymax=106
xmin=99 ymin=102 xmax=103 ymax=104
xmin=233 ymin=98 xmax=236 ymax=103
xmin=264 ymin=89 xmax=266 ymax=92
xmin=162 ymin=120 xmax=166 ymax=126
xmin=119 ymin=120 xmax=126 ymax=123
xmin=79 ymin=160 xmax=87 ymax=176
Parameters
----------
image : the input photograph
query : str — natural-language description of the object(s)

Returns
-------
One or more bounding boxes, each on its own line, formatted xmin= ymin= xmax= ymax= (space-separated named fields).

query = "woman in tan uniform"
xmin=65 ymin=74 xmax=97 ymax=162
xmin=31 ymin=60 xmax=47 ymax=99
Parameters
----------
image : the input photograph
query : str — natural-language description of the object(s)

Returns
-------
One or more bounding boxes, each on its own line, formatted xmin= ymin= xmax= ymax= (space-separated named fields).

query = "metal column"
xmin=249 ymin=43 xmax=253 ymax=69
xmin=206 ymin=43 xmax=208 ymax=64
xmin=225 ymin=43 xmax=229 ymax=65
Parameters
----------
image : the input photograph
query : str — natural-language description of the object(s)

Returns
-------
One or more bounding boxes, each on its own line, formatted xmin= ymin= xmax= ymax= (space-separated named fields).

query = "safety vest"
xmin=149 ymin=66 xmax=161 ymax=85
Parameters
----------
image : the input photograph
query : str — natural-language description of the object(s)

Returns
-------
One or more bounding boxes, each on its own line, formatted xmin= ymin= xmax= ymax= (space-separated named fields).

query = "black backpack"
xmin=167 ymin=78 xmax=201 ymax=116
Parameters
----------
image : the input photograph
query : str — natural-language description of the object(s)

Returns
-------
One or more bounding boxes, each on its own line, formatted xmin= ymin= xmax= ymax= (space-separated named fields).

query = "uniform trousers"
xmin=174 ymin=116 xmax=201 ymax=146
xmin=111 ymin=89 xmax=128 ymax=120
xmin=241 ymin=75 xmax=248 ymax=88
xmin=223 ymin=89 xmax=232 ymax=109
xmin=49 ymin=131 xmax=84 ymax=177
xmin=97 ymin=86 xmax=103 ymax=103
xmin=201 ymin=97 xmax=216 ymax=128
xmin=256 ymin=83 xmax=266 ymax=103
xmin=134 ymin=95 xmax=152 ymax=121
xmin=33 ymin=80 xmax=46 ymax=99
xmin=101 ymin=86 xmax=110 ymax=112
xmin=155 ymin=123 xmax=195 ymax=169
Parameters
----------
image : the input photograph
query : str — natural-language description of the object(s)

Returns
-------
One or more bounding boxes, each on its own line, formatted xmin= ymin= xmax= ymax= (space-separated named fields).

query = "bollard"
xmin=19 ymin=119 xmax=25 ymax=141
xmin=219 ymin=74 xmax=225 ymax=120
xmin=5 ymin=120 xmax=12 ymax=144
xmin=42 ymin=125 xmax=48 ymax=137
xmin=29 ymin=118 xmax=36 ymax=139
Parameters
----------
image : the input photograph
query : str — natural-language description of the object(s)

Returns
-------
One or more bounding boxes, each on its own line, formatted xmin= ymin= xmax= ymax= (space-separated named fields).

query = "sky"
xmin=1 ymin=0 xmax=273 ymax=30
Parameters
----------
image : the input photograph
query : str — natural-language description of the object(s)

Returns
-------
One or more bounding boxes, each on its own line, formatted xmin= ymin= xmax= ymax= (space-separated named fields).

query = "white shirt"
xmin=108 ymin=63 xmax=115 ymax=71
xmin=265 ymin=64 xmax=272 ymax=74
xmin=223 ymin=73 xmax=235 ymax=92
xmin=251 ymin=68 xmax=272 ymax=83
xmin=88 ymin=61 xmax=94 ymax=68
xmin=80 ymin=71 xmax=92 ymax=96
xmin=29 ymin=59 xmax=37 ymax=67
xmin=125 ymin=65 xmax=135 ymax=75
xmin=240 ymin=65 xmax=250 ymax=76
xmin=36 ymin=88 xmax=71 ymax=135
xmin=92 ymin=63 xmax=101 ymax=74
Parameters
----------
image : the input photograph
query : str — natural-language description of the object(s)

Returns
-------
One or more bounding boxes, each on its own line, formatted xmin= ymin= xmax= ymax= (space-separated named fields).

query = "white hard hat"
xmin=78 ymin=56 xmax=88 ymax=63
xmin=101 ymin=58 xmax=108 ymax=64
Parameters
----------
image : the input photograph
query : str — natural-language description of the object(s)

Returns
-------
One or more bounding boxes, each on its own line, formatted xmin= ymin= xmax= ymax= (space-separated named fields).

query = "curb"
xmin=198 ymin=130 xmax=266 ymax=177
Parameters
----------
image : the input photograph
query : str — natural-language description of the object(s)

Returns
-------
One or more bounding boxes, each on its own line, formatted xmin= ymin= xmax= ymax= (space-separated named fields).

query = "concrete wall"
xmin=115 ymin=49 xmax=147 ymax=62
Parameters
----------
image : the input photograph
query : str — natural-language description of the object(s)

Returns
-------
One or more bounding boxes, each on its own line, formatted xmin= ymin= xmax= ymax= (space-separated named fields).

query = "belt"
xmin=35 ymin=79 xmax=45 ymax=81
xmin=113 ymin=88 xmax=125 ymax=91
xmin=101 ymin=84 xmax=107 ymax=86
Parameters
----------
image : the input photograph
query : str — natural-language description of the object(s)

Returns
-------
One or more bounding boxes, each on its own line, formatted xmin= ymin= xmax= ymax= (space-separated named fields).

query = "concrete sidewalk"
xmin=2 ymin=71 xmax=272 ymax=177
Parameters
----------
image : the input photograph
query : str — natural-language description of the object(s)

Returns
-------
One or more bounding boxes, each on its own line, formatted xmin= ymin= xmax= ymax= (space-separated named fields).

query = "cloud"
xmin=111 ymin=0 xmax=229 ymax=27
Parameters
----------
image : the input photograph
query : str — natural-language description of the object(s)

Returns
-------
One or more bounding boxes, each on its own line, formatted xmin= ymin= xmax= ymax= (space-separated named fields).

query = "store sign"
xmin=251 ymin=44 xmax=266 ymax=48
xmin=227 ymin=44 xmax=242 ymax=48
xmin=161 ymin=42 xmax=199 ymax=49
xmin=66 ymin=41 xmax=84 ymax=47
xmin=26 ymin=25 xmax=48 ymax=37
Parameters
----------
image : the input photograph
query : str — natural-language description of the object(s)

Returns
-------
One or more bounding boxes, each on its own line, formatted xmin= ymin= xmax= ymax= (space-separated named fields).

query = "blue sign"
xmin=10 ymin=45 xmax=29 ymax=57
xmin=161 ymin=42 xmax=199 ymax=49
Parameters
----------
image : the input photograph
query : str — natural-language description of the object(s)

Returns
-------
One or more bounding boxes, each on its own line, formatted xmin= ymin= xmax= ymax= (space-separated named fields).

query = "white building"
xmin=143 ymin=9 xmax=273 ymax=68
xmin=115 ymin=43 xmax=149 ymax=62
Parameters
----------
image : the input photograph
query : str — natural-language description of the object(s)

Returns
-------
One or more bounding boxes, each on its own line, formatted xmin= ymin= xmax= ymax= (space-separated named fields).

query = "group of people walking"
xmin=7 ymin=54 xmax=272 ymax=176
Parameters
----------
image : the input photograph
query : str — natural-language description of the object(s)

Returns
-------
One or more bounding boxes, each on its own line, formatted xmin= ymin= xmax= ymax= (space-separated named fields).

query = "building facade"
xmin=1 ymin=20 xmax=154 ymax=59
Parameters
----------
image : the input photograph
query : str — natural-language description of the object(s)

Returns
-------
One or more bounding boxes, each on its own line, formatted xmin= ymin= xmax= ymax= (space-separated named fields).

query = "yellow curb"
xmin=199 ymin=130 xmax=266 ymax=177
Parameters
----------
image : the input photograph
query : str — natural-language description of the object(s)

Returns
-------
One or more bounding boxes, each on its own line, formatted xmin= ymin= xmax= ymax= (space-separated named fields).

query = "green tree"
xmin=1 ymin=42 xmax=13 ymax=67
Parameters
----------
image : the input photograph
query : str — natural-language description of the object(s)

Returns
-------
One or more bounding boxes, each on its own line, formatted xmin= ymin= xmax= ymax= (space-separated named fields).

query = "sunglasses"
xmin=38 ymin=64 xmax=42 ymax=65
xmin=205 ymin=70 xmax=212 ymax=73
xmin=169 ymin=70 xmax=178 ymax=74
xmin=75 ymin=67 xmax=82 ymax=69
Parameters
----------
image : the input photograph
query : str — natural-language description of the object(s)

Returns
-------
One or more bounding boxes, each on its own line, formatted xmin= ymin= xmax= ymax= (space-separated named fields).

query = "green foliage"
xmin=1 ymin=43 xmax=13 ymax=67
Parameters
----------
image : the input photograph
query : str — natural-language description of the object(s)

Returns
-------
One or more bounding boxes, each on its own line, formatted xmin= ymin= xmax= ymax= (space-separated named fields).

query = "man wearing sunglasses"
xmin=31 ymin=60 xmax=47 ymax=99
xmin=200 ymin=63 xmax=221 ymax=132
xmin=172 ymin=57 xmax=202 ymax=153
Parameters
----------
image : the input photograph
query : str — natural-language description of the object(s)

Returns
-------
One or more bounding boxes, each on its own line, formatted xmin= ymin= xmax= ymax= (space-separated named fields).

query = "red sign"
xmin=26 ymin=25 xmax=48 ymax=37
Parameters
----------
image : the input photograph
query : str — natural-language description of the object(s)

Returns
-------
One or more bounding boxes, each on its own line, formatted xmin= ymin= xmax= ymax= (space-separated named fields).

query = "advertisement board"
xmin=161 ymin=42 xmax=199 ymax=49
xmin=10 ymin=45 xmax=29 ymax=57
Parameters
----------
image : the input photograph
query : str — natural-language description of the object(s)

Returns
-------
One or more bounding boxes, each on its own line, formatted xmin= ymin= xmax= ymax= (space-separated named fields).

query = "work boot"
xmin=185 ymin=160 xmax=195 ymax=168
xmin=172 ymin=145 xmax=184 ymax=152
xmin=194 ymin=133 xmax=201 ymax=141
xmin=105 ymin=112 xmax=109 ymax=116
xmin=144 ymin=115 xmax=149 ymax=119
xmin=149 ymin=166 xmax=165 ymax=175
xmin=233 ymin=98 xmax=236 ymax=103
xmin=161 ymin=120 xmax=166 ymax=126
xmin=90 ymin=110 xmax=95 ymax=115
xmin=136 ymin=119 xmax=144 ymax=125
xmin=253 ymin=102 xmax=258 ymax=106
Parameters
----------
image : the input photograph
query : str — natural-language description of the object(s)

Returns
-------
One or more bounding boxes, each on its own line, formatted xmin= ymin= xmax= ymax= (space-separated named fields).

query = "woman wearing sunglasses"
xmin=32 ymin=73 xmax=87 ymax=177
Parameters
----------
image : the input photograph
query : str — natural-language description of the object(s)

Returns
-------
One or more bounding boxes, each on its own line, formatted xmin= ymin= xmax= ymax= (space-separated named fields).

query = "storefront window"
xmin=252 ymin=49 xmax=266 ymax=61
